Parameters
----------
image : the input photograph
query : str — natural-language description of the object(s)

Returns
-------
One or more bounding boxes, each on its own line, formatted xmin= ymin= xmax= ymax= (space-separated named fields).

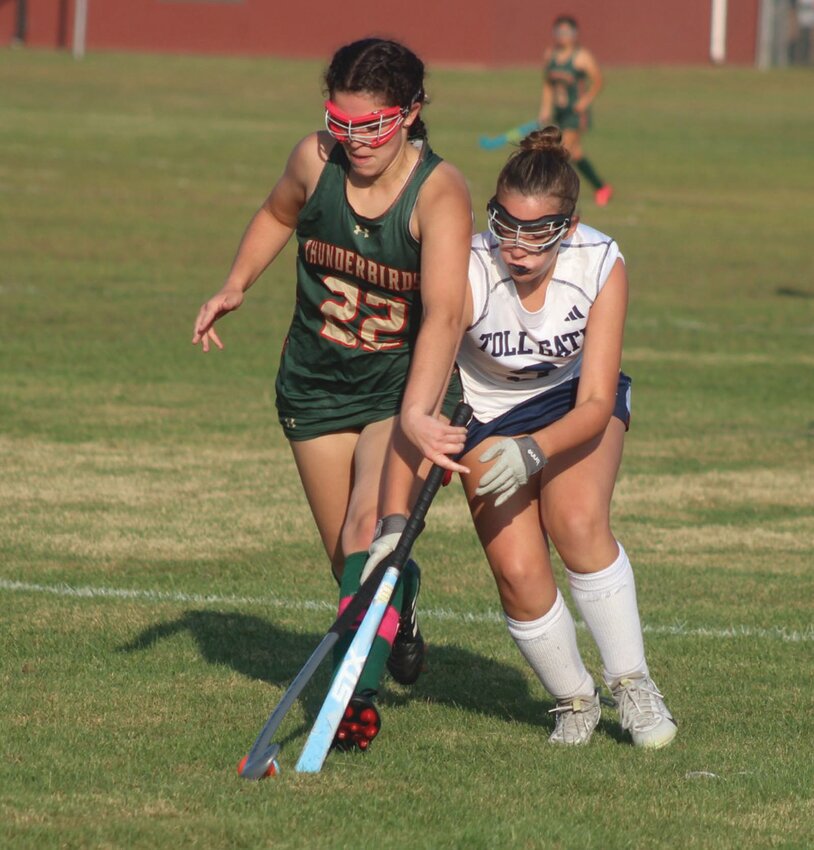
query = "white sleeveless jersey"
xmin=458 ymin=224 xmax=623 ymax=423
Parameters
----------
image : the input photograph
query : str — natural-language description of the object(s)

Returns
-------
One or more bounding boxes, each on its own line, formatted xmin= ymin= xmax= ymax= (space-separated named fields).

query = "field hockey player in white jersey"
xmin=456 ymin=127 xmax=677 ymax=748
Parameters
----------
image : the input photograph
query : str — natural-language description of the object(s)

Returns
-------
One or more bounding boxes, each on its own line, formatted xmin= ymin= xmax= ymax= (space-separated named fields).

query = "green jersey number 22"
xmin=319 ymin=276 xmax=408 ymax=352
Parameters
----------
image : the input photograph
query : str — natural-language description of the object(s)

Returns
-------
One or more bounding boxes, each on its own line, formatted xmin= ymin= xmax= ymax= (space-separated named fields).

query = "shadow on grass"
xmin=775 ymin=286 xmax=813 ymax=299
xmin=118 ymin=609 xmax=549 ymax=734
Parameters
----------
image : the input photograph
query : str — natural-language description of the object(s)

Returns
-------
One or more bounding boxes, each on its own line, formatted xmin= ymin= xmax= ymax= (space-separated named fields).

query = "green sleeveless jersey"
xmin=276 ymin=140 xmax=459 ymax=439
xmin=545 ymin=49 xmax=587 ymax=113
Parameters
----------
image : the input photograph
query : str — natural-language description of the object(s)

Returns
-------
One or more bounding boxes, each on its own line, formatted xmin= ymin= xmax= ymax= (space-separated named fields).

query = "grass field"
xmin=1 ymin=48 xmax=813 ymax=849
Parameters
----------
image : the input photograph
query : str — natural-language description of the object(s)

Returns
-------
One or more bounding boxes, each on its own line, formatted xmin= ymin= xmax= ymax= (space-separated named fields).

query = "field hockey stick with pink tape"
xmin=295 ymin=401 xmax=473 ymax=773
xmin=237 ymin=556 xmax=394 ymax=780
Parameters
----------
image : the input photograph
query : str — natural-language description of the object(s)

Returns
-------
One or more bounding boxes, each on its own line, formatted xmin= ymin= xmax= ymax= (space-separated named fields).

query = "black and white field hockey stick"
xmin=295 ymin=401 xmax=473 ymax=773
xmin=237 ymin=555 xmax=395 ymax=780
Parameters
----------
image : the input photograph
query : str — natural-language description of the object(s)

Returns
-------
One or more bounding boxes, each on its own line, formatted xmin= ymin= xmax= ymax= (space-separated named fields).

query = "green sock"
xmin=332 ymin=551 xmax=405 ymax=696
xmin=575 ymin=157 xmax=605 ymax=190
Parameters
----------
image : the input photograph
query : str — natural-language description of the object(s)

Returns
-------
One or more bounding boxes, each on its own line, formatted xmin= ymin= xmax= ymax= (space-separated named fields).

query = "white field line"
xmin=1 ymin=578 xmax=812 ymax=644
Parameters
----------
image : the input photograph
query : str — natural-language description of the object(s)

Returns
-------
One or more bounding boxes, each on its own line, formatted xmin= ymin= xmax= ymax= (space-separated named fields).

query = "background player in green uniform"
xmin=192 ymin=38 xmax=472 ymax=751
xmin=539 ymin=15 xmax=613 ymax=206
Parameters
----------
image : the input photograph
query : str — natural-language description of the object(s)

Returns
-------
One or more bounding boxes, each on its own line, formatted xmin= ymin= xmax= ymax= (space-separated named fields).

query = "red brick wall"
xmin=2 ymin=0 xmax=760 ymax=66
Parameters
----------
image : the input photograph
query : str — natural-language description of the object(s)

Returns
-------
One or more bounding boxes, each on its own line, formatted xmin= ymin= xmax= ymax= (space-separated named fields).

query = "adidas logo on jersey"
xmin=563 ymin=305 xmax=585 ymax=322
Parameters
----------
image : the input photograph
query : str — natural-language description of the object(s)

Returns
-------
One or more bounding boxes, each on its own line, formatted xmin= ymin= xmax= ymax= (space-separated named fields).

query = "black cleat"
xmin=387 ymin=561 xmax=427 ymax=686
xmin=331 ymin=691 xmax=381 ymax=752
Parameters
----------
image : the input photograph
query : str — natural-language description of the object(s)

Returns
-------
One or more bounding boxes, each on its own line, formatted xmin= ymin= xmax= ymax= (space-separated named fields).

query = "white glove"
xmin=475 ymin=436 xmax=548 ymax=506
xmin=360 ymin=514 xmax=408 ymax=583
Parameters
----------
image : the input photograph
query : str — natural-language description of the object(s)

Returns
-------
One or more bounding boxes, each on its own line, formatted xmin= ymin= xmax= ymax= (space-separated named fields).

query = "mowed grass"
xmin=1 ymin=48 xmax=813 ymax=849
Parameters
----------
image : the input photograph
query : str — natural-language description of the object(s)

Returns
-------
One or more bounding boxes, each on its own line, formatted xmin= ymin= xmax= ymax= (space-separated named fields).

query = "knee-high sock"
xmin=575 ymin=157 xmax=605 ymax=190
xmin=566 ymin=542 xmax=648 ymax=681
xmin=332 ymin=551 xmax=404 ymax=695
xmin=505 ymin=591 xmax=595 ymax=700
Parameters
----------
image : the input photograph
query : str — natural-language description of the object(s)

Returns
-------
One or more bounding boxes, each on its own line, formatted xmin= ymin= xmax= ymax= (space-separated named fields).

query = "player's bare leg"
xmin=376 ymin=410 xmax=464 ymax=683
xmin=289 ymin=430 xmax=359 ymax=580
xmin=561 ymin=128 xmax=584 ymax=161
xmin=461 ymin=441 xmax=599 ymax=744
xmin=562 ymin=127 xmax=613 ymax=205
xmin=289 ymin=417 xmax=399 ymax=573
xmin=290 ymin=431 xmax=359 ymax=581
xmin=540 ymin=419 xmax=676 ymax=747
xmin=462 ymin=444 xmax=556 ymax=620
xmin=341 ymin=417 xmax=399 ymax=553
xmin=381 ymin=412 xmax=456 ymax=516
xmin=538 ymin=418 xmax=623 ymax=572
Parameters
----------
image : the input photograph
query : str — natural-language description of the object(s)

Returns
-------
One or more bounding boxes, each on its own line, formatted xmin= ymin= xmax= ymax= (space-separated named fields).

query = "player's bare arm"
xmin=574 ymin=48 xmax=603 ymax=113
xmin=192 ymin=133 xmax=326 ymax=351
xmin=538 ymin=49 xmax=554 ymax=123
xmin=530 ymin=258 xmax=627 ymax=459
xmin=462 ymin=273 xmax=476 ymax=331
xmin=399 ymin=161 xmax=472 ymax=472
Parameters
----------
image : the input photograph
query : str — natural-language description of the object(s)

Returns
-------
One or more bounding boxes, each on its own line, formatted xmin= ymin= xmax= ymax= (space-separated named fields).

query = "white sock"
xmin=566 ymin=541 xmax=648 ymax=682
xmin=505 ymin=591 xmax=595 ymax=700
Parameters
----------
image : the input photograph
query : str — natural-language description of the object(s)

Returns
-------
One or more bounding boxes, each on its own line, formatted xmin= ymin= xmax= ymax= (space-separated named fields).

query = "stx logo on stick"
xmin=328 ymin=644 xmax=367 ymax=708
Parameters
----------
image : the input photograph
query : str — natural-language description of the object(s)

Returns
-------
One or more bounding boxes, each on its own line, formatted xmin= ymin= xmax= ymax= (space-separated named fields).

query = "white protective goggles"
xmin=487 ymin=197 xmax=571 ymax=254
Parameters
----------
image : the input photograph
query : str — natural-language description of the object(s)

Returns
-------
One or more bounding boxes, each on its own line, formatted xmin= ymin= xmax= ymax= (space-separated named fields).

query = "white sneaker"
xmin=608 ymin=673 xmax=677 ymax=749
xmin=548 ymin=690 xmax=601 ymax=745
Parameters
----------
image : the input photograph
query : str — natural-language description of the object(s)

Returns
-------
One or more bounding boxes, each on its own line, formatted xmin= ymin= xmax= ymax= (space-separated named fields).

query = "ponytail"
xmin=497 ymin=126 xmax=579 ymax=213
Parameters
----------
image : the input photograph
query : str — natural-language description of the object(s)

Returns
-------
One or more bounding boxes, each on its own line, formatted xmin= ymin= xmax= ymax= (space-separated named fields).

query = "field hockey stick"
xmin=478 ymin=120 xmax=540 ymax=151
xmin=295 ymin=401 xmax=473 ymax=773
xmin=237 ymin=555 xmax=395 ymax=780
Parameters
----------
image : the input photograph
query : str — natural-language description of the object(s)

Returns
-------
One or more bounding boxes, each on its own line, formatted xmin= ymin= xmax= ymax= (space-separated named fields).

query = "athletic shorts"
xmin=462 ymin=372 xmax=631 ymax=456
xmin=279 ymin=370 xmax=464 ymax=441
xmin=553 ymin=105 xmax=591 ymax=132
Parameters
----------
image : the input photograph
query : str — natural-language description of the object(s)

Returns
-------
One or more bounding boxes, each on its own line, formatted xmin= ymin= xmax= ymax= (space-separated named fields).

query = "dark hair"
xmin=324 ymin=38 xmax=428 ymax=140
xmin=496 ymin=126 xmax=580 ymax=214
xmin=553 ymin=15 xmax=579 ymax=30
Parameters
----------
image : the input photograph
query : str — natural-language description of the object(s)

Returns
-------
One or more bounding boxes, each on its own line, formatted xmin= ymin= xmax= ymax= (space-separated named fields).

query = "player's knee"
xmin=340 ymin=505 xmax=378 ymax=555
xmin=330 ymin=556 xmax=344 ymax=585
xmin=546 ymin=505 xmax=607 ymax=554
xmin=493 ymin=559 xmax=542 ymax=600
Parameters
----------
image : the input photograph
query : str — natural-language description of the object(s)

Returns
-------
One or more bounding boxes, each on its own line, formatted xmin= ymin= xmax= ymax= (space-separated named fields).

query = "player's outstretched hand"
xmin=401 ymin=410 xmax=470 ymax=474
xmin=192 ymin=289 xmax=245 ymax=352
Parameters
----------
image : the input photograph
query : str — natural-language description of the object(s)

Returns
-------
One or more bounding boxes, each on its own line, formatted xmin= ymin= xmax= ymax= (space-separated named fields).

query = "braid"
xmin=325 ymin=38 xmax=428 ymax=140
